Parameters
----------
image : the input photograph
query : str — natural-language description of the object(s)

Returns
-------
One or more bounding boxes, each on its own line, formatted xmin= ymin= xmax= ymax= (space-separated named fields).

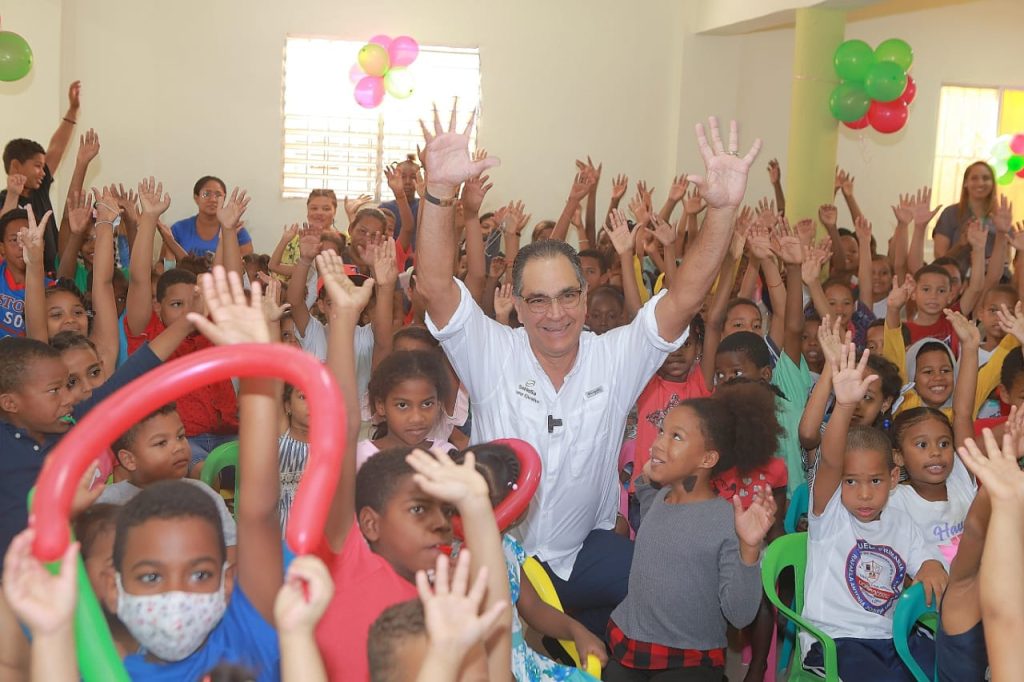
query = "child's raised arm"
xmin=269 ymin=224 xmax=300 ymax=278
xmin=815 ymin=343 xmax=879 ymax=515
xmin=284 ymin=226 xmax=321 ymax=335
xmin=798 ymin=315 xmax=845 ymax=451
xmin=460 ymin=173 xmax=491 ymax=306
xmin=550 ymin=170 xmax=596 ymax=243
xmin=406 ymin=450 xmax=512 ymax=682
xmin=274 ymin=555 xmax=335 ymax=682
xmin=855 ymin=216 xmax=874 ymax=309
xmin=2 ymin=530 xmax=79 ymax=682
xmin=772 ymin=218 xmax=806 ymax=364
xmin=188 ymin=267 xmax=283 ymax=623
xmin=385 ymin=167 xmax=417 ymax=254
xmin=88 ymin=188 xmax=120 ymax=371
xmin=948 ymin=309 xmax=981 ymax=448
xmin=127 ymin=178 xmax=170 ymax=335
xmin=606 ymin=210 xmax=643 ymax=320
xmin=216 ymin=188 xmax=250 ymax=276
xmin=19 ymin=207 xmax=51 ymax=343
xmin=367 ymin=237 xmax=397 ymax=368
xmin=43 ymin=82 xmax=81 ymax=176
xmin=317 ymin=250 xmax=374 ymax=551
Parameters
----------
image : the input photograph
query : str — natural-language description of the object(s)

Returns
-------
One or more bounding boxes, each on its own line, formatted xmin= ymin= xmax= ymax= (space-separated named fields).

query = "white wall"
xmin=47 ymin=0 xmax=684 ymax=252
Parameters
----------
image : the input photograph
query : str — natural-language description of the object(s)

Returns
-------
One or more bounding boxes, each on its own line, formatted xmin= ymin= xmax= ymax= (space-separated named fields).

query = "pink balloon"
xmin=368 ymin=34 xmax=392 ymax=50
xmin=388 ymin=36 xmax=420 ymax=68
xmin=354 ymin=76 xmax=385 ymax=108
xmin=1011 ymin=134 xmax=1024 ymax=156
xmin=348 ymin=62 xmax=365 ymax=85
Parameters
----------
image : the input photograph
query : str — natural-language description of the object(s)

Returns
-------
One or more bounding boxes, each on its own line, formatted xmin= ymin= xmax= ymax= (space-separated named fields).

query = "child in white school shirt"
xmin=802 ymin=343 xmax=947 ymax=681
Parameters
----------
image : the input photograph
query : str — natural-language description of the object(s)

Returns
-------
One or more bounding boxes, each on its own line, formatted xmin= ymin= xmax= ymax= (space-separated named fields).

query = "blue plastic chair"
xmin=892 ymin=583 xmax=938 ymax=682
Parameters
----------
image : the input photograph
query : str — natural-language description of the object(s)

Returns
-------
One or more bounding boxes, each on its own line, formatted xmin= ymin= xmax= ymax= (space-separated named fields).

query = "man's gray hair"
xmin=511 ymin=239 xmax=586 ymax=297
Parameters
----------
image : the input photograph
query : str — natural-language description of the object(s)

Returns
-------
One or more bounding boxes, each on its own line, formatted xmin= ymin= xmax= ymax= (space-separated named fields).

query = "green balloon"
xmin=874 ymin=38 xmax=913 ymax=71
xmin=1009 ymin=155 xmax=1024 ymax=173
xmin=834 ymin=40 xmax=875 ymax=82
xmin=864 ymin=61 xmax=908 ymax=103
xmin=998 ymin=170 xmax=1016 ymax=186
xmin=829 ymin=83 xmax=871 ymax=122
xmin=0 ymin=31 xmax=33 ymax=82
xmin=384 ymin=67 xmax=415 ymax=99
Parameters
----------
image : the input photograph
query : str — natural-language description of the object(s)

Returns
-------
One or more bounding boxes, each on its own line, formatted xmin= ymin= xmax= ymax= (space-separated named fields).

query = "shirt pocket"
xmin=568 ymin=384 xmax=613 ymax=477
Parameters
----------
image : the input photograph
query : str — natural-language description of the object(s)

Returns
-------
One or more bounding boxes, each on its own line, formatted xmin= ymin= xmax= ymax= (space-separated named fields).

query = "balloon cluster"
xmin=830 ymin=38 xmax=915 ymax=134
xmin=989 ymin=134 xmax=1024 ymax=185
xmin=0 ymin=23 xmax=33 ymax=82
xmin=349 ymin=34 xmax=419 ymax=109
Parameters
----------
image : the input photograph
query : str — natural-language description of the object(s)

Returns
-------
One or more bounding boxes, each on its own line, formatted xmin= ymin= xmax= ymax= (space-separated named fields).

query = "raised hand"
xmin=493 ymin=282 xmax=514 ymax=322
xmin=415 ymin=550 xmax=508 ymax=657
xmin=461 ymin=173 xmax=492 ymax=215
xmin=667 ymin=174 xmax=689 ymax=202
xmin=818 ymin=203 xmax=838 ymax=229
xmin=384 ymin=166 xmax=405 ymax=200
xmin=911 ymin=186 xmax=941 ymax=226
xmin=569 ymin=170 xmax=596 ymax=204
xmin=606 ymin=209 xmax=635 ymax=256
xmin=945 ymin=308 xmax=980 ymax=347
xmin=368 ymin=236 xmax=398 ymax=287
xmin=343 ymin=194 xmax=373 ymax=222
xmin=76 ymin=128 xmax=100 ymax=165
xmin=506 ymin=200 xmax=529 ymax=236
xmin=137 ymin=176 xmax=171 ymax=217
xmin=111 ymin=183 xmax=141 ymax=226
xmin=800 ymin=240 xmax=830 ymax=285
xmin=297 ymin=225 xmax=321 ymax=262
xmin=836 ymin=168 xmax=855 ymax=196
xmin=2 ymin=529 xmax=78 ymax=636
xmin=965 ymin=217 xmax=987 ymax=252
xmin=280 ymin=223 xmax=300 ymax=244
xmin=273 ymin=554 xmax=335 ymax=635
xmin=997 ymin=301 xmax=1024 ymax=344
xmin=316 ymin=249 xmax=375 ymax=318
xmin=770 ymin=218 xmax=804 ymax=265
xmin=887 ymin=274 xmax=915 ymax=310
xmin=1009 ymin=221 xmax=1024 ymax=251
xmin=746 ymin=225 xmax=773 ymax=261
xmin=6 ymin=173 xmax=26 ymax=198
xmin=488 ymin=255 xmax=507 ymax=281
xmin=647 ymin=215 xmax=676 ymax=247
xmin=682 ymin=187 xmax=705 ymax=216
xmin=890 ymin=192 xmax=914 ymax=225
xmin=406 ymin=448 xmax=490 ymax=507
xmin=66 ymin=189 xmax=94 ymax=236
xmin=687 ymin=117 xmax=762 ymax=209
xmin=610 ymin=174 xmax=628 ymax=202
xmin=419 ymin=102 xmax=499 ymax=189
xmin=817 ymin=314 xmax=850 ymax=368
xmin=733 ymin=486 xmax=777 ymax=549
xmin=767 ymin=158 xmax=781 ymax=185
xmin=957 ymin=428 xmax=1024 ymax=507
xmin=18 ymin=206 xmax=51 ymax=267
xmin=994 ymin=194 xmax=1013 ymax=234
xmin=794 ymin=216 xmax=816 ymax=246
xmin=260 ymin=277 xmax=292 ymax=323
xmin=188 ymin=266 xmax=270 ymax=345
xmin=831 ymin=342 xmax=879 ymax=407
xmin=217 ymin=188 xmax=250 ymax=231
xmin=67 ymin=80 xmax=82 ymax=111
xmin=629 ymin=192 xmax=651 ymax=227
xmin=1007 ymin=404 xmax=1024 ymax=459
xmin=854 ymin=215 xmax=872 ymax=245
xmin=93 ymin=186 xmax=119 ymax=224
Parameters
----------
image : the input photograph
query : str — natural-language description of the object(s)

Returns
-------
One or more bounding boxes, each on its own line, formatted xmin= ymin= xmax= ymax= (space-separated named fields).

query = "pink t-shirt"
xmin=631 ymin=370 xmax=711 ymax=491
xmin=316 ymin=522 xmax=417 ymax=681
xmin=356 ymin=438 xmax=457 ymax=470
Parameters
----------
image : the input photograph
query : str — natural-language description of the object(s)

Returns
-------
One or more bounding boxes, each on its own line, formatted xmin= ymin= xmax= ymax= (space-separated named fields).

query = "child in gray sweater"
xmin=606 ymin=381 xmax=781 ymax=681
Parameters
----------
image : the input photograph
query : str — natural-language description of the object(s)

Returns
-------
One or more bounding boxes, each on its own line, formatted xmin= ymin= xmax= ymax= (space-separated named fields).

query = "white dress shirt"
xmin=427 ymin=278 xmax=685 ymax=579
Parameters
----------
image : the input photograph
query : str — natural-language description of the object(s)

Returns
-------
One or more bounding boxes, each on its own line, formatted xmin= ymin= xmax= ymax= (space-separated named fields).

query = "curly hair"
xmin=354 ymin=446 xmax=416 ymax=514
xmin=367 ymin=350 xmax=450 ymax=438
xmin=453 ymin=442 xmax=520 ymax=508
xmin=681 ymin=379 xmax=783 ymax=475
xmin=368 ymin=599 xmax=425 ymax=682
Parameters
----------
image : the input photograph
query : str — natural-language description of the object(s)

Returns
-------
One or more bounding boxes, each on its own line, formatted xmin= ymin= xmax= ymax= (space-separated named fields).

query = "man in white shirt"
xmin=416 ymin=108 xmax=761 ymax=633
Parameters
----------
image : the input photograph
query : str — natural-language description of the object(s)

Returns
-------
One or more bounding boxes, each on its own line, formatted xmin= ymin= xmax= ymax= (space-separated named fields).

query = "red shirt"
xmin=631 ymin=371 xmax=711 ymax=491
xmin=316 ymin=522 xmax=417 ymax=681
xmin=712 ymin=458 xmax=788 ymax=509
xmin=905 ymin=316 xmax=960 ymax=357
xmin=125 ymin=312 xmax=239 ymax=436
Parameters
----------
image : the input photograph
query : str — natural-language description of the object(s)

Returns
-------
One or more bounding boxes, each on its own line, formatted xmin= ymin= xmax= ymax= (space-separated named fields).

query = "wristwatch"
xmin=424 ymin=189 xmax=457 ymax=208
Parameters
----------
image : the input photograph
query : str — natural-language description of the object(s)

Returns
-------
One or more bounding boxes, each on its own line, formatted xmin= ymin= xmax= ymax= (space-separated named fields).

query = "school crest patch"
xmin=845 ymin=539 xmax=906 ymax=615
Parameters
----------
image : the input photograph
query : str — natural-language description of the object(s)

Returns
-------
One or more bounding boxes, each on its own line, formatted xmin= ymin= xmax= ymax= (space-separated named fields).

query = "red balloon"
xmin=843 ymin=114 xmax=870 ymax=130
xmin=451 ymin=438 xmax=542 ymax=540
xmin=868 ymin=99 xmax=909 ymax=134
xmin=897 ymin=75 xmax=917 ymax=105
xmin=1016 ymin=167 xmax=1024 ymax=178
xmin=1011 ymin=134 xmax=1024 ymax=156
xmin=31 ymin=345 xmax=346 ymax=562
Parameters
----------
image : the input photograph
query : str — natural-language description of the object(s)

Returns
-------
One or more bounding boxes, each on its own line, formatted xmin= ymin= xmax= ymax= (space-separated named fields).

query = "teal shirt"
xmin=771 ymin=353 xmax=814 ymax=497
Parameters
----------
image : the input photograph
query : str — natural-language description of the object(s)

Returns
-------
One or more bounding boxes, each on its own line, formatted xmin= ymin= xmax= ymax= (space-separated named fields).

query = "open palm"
xmin=688 ymin=118 xmax=761 ymax=209
xmin=420 ymin=103 xmax=499 ymax=188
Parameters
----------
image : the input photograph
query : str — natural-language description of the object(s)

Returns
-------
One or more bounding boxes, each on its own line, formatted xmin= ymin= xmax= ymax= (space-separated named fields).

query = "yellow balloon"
xmin=357 ymin=44 xmax=390 ymax=78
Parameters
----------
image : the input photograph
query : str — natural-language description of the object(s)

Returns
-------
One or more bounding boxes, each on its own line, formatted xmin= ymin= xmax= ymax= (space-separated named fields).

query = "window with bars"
xmin=281 ymin=37 xmax=481 ymax=200
xmin=931 ymin=85 xmax=1024 ymax=228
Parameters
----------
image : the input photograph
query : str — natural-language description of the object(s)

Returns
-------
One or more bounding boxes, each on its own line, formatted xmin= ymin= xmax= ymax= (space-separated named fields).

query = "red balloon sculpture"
xmin=451 ymin=438 xmax=542 ymax=540
xmin=30 ymin=344 xmax=346 ymax=562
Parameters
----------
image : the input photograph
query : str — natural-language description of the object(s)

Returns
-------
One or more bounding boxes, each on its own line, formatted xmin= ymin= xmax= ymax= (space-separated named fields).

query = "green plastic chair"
xmin=892 ymin=582 xmax=937 ymax=682
xmin=199 ymin=440 xmax=239 ymax=516
xmin=761 ymin=533 xmax=838 ymax=681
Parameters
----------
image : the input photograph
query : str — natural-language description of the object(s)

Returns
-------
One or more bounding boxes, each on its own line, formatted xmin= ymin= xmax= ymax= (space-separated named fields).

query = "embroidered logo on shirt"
xmin=845 ymin=539 xmax=907 ymax=615
xmin=584 ymin=386 xmax=604 ymax=400
xmin=515 ymin=381 xmax=540 ymax=404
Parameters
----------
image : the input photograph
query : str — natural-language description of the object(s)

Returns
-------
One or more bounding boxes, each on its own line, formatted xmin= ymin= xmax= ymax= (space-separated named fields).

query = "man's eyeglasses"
xmin=199 ymin=190 xmax=225 ymax=200
xmin=518 ymin=289 xmax=584 ymax=314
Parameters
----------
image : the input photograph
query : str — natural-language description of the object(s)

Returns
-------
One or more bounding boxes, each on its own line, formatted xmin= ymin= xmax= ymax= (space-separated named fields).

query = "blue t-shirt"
xmin=124 ymin=586 xmax=280 ymax=682
xmin=0 ymin=261 xmax=27 ymax=338
xmin=379 ymin=197 xmax=419 ymax=243
xmin=170 ymin=216 xmax=252 ymax=258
